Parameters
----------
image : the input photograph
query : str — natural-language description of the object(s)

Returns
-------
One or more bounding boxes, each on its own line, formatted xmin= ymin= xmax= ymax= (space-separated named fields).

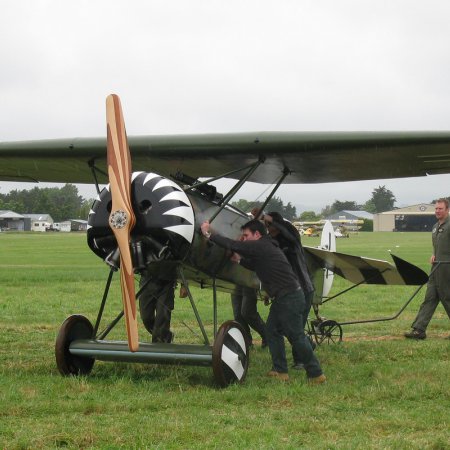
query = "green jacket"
xmin=431 ymin=215 xmax=450 ymax=288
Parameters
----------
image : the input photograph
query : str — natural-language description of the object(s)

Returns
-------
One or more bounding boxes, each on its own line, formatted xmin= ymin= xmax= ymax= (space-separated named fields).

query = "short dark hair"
xmin=241 ymin=219 xmax=267 ymax=236
xmin=436 ymin=198 xmax=449 ymax=209
xmin=267 ymin=211 xmax=284 ymax=224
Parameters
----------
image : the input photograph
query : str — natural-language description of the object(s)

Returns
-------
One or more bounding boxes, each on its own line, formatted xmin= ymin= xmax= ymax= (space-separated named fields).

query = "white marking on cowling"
xmin=160 ymin=191 xmax=190 ymax=204
xmin=163 ymin=224 xmax=195 ymax=243
xmin=142 ymin=173 xmax=160 ymax=186
xmin=153 ymin=178 xmax=181 ymax=192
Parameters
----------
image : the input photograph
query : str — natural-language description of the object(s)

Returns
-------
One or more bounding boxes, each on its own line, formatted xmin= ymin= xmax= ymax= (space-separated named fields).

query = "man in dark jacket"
xmin=201 ymin=219 xmax=325 ymax=383
xmin=264 ymin=212 xmax=315 ymax=369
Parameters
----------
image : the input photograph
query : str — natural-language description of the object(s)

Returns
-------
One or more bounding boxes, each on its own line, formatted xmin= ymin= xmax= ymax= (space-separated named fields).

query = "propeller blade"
xmin=106 ymin=94 xmax=139 ymax=352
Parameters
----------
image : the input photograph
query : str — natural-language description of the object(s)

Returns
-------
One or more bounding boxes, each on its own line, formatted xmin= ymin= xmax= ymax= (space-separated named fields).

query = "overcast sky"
xmin=1 ymin=0 xmax=450 ymax=212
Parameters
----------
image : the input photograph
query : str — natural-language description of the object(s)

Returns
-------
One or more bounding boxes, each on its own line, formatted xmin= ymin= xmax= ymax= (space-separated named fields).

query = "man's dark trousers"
xmin=266 ymin=289 xmax=322 ymax=377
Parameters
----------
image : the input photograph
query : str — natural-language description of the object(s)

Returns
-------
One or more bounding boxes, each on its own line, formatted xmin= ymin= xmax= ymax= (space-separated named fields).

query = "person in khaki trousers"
xmin=405 ymin=198 xmax=450 ymax=340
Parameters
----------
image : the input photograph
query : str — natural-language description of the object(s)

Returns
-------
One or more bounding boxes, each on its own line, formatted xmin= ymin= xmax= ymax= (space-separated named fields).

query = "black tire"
xmin=55 ymin=315 xmax=95 ymax=376
xmin=212 ymin=320 xmax=249 ymax=388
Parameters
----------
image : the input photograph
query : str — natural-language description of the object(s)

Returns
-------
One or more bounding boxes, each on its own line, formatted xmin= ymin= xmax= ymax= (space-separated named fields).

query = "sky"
xmin=1 ymin=0 xmax=450 ymax=213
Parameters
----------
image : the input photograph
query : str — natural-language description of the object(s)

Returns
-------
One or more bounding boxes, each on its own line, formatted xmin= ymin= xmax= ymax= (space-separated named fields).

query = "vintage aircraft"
xmin=293 ymin=219 xmax=364 ymax=237
xmin=0 ymin=94 xmax=447 ymax=386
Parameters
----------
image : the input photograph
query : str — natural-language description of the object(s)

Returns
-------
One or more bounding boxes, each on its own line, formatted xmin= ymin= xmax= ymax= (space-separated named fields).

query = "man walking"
xmin=405 ymin=198 xmax=450 ymax=339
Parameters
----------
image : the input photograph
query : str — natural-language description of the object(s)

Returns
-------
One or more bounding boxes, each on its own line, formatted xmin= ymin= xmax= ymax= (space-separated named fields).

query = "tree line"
xmin=0 ymin=184 xmax=93 ymax=222
xmin=1 ymin=184 xmax=448 ymax=223
xmin=232 ymin=185 xmax=398 ymax=221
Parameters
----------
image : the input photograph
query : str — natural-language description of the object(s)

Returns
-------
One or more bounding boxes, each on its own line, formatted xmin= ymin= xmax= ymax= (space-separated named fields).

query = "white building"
xmin=53 ymin=221 xmax=72 ymax=232
xmin=22 ymin=214 xmax=54 ymax=232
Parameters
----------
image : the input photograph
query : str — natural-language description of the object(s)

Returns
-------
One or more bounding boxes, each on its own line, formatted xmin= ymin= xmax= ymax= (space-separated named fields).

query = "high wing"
xmin=1 ymin=131 xmax=450 ymax=185
xmin=305 ymin=247 xmax=429 ymax=286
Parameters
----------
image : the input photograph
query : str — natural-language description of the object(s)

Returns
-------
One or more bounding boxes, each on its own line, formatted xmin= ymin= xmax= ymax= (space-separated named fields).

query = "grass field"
xmin=0 ymin=232 xmax=449 ymax=449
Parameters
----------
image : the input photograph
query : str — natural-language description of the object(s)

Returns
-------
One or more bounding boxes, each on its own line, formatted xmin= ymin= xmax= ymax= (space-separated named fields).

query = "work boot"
xmin=308 ymin=374 xmax=326 ymax=385
xmin=267 ymin=370 xmax=289 ymax=381
xmin=404 ymin=329 xmax=426 ymax=340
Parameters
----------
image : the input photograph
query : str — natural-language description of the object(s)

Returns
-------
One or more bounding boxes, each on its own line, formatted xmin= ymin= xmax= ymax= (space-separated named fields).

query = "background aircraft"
xmin=294 ymin=219 xmax=365 ymax=237
xmin=0 ymin=95 xmax=445 ymax=386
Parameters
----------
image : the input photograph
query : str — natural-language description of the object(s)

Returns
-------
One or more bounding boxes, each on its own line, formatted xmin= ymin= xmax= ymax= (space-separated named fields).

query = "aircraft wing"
xmin=1 ymin=131 xmax=450 ymax=185
xmin=304 ymin=248 xmax=429 ymax=286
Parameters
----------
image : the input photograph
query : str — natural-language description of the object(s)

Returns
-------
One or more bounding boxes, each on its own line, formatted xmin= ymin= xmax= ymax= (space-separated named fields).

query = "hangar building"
xmin=373 ymin=204 xmax=435 ymax=232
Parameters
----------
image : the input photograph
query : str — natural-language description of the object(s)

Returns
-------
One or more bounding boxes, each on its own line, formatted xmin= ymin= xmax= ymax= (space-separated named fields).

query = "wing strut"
xmin=254 ymin=168 xmax=290 ymax=218
xmin=208 ymin=159 xmax=263 ymax=224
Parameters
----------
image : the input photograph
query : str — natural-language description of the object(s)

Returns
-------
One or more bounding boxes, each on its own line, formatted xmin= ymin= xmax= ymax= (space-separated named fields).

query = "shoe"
xmin=292 ymin=363 xmax=305 ymax=371
xmin=404 ymin=329 xmax=426 ymax=340
xmin=267 ymin=370 xmax=289 ymax=381
xmin=179 ymin=285 xmax=188 ymax=298
xmin=308 ymin=374 xmax=326 ymax=385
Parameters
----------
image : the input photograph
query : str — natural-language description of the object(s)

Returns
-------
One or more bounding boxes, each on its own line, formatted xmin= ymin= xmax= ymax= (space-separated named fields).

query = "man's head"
xmin=240 ymin=219 xmax=267 ymax=241
xmin=264 ymin=211 xmax=284 ymax=237
xmin=435 ymin=198 xmax=449 ymax=223
xmin=250 ymin=207 xmax=263 ymax=220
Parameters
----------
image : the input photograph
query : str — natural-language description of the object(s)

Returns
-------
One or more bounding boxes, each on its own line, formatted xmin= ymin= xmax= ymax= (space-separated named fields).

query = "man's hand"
xmin=230 ymin=252 xmax=241 ymax=263
xmin=201 ymin=221 xmax=211 ymax=238
xmin=430 ymin=255 xmax=436 ymax=264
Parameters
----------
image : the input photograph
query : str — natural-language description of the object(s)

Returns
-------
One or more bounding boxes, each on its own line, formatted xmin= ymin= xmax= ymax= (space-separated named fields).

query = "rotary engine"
xmin=87 ymin=172 xmax=195 ymax=273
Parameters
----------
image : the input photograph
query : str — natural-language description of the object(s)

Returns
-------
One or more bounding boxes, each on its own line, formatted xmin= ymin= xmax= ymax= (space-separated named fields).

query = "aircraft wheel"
xmin=212 ymin=320 xmax=249 ymax=388
xmin=316 ymin=319 xmax=343 ymax=345
xmin=55 ymin=314 xmax=95 ymax=376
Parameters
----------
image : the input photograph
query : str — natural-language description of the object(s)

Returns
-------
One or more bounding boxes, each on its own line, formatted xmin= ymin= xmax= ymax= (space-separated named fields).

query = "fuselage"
xmin=87 ymin=171 xmax=260 ymax=293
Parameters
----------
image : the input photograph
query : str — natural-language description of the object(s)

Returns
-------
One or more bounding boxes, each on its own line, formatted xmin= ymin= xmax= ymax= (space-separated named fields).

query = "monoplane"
xmin=0 ymin=95 xmax=447 ymax=386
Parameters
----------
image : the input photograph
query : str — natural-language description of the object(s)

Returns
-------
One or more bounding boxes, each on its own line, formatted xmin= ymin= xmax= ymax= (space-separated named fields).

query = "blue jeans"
xmin=266 ymin=290 xmax=323 ymax=378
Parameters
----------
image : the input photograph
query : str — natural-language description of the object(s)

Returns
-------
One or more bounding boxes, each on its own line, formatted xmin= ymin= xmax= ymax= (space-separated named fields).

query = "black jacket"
xmin=270 ymin=220 xmax=314 ymax=294
xmin=210 ymin=233 xmax=300 ymax=299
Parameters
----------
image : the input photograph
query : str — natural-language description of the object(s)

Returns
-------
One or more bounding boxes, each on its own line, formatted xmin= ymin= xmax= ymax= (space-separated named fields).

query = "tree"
xmin=370 ymin=185 xmax=396 ymax=213
xmin=0 ymin=184 xmax=86 ymax=221
xmin=231 ymin=199 xmax=254 ymax=214
xmin=299 ymin=210 xmax=320 ymax=221
xmin=231 ymin=196 xmax=297 ymax=221
xmin=362 ymin=199 xmax=376 ymax=214
xmin=47 ymin=184 xmax=84 ymax=221
xmin=320 ymin=200 xmax=361 ymax=218
xmin=79 ymin=198 xmax=96 ymax=220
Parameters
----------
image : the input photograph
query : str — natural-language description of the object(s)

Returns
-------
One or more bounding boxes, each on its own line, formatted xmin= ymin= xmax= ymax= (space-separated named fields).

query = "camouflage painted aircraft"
xmin=0 ymin=94 xmax=446 ymax=386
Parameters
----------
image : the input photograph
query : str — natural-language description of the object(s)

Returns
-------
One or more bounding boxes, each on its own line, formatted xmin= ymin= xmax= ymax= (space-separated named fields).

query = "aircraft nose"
xmin=87 ymin=172 xmax=195 ymax=268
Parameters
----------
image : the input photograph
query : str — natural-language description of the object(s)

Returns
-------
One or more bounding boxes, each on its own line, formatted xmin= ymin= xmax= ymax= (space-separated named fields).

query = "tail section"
xmin=319 ymin=220 xmax=336 ymax=298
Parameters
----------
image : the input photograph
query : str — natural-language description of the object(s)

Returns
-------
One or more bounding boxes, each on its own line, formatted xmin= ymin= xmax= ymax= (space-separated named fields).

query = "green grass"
xmin=0 ymin=232 xmax=449 ymax=449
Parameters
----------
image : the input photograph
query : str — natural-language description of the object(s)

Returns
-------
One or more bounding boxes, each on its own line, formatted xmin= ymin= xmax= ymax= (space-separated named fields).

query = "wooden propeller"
xmin=106 ymin=94 xmax=139 ymax=352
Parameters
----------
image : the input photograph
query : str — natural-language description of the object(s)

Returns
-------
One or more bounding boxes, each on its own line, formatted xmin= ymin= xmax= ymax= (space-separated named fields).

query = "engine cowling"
xmin=87 ymin=172 xmax=195 ymax=272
